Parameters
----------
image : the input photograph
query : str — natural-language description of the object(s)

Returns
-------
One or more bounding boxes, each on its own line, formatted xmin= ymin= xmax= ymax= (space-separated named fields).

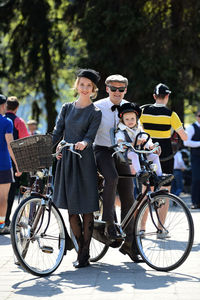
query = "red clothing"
xmin=6 ymin=110 xmax=29 ymax=139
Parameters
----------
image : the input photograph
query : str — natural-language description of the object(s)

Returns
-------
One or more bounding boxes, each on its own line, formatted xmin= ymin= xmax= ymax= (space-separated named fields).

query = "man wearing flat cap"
xmin=94 ymin=74 xmax=141 ymax=262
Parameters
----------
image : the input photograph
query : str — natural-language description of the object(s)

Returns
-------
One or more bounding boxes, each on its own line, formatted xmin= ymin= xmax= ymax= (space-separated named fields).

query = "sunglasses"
xmin=108 ymin=85 xmax=126 ymax=92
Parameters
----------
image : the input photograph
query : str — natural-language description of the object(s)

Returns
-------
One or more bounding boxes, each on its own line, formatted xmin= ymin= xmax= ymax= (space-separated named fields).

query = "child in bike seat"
xmin=115 ymin=102 xmax=172 ymax=185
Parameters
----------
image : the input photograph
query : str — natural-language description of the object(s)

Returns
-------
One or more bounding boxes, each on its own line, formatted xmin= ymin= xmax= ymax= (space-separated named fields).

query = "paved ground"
xmin=0 ymin=193 xmax=200 ymax=300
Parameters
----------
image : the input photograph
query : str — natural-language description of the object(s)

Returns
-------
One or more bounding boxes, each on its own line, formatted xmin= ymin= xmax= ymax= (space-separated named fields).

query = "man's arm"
xmin=176 ymin=127 xmax=188 ymax=141
xmin=184 ymin=124 xmax=200 ymax=148
xmin=5 ymin=133 xmax=21 ymax=176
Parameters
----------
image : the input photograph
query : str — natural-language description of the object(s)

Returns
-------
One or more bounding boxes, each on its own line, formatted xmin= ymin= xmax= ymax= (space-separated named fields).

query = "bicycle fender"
xmin=150 ymin=189 xmax=169 ymax=198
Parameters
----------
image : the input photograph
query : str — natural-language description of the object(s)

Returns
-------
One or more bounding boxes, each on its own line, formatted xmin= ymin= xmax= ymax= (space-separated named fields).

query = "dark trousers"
xmin=191 ymin=155 xmax=200 ymax=206
xmin=94 ymin=145 xmax=135 ymax=244
xmin=171 ymin=169 xmax=183 ymax=196
xmin=5 ymin=164 xmax=20 ymax=226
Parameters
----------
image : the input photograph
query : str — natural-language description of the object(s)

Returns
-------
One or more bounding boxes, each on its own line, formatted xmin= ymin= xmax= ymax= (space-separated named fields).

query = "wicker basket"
xmin=10 ymin=134 xmax=53 ymax=172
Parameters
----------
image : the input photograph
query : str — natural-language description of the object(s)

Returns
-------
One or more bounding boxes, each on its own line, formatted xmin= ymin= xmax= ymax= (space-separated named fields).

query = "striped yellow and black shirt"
xmin=140 ymin=104 xmax=183 ymax=159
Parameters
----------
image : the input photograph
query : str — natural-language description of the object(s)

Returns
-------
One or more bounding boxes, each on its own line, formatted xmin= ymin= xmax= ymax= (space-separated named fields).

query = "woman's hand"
xmin=75 ymin=141 xmax=88 ymax=151
xmin=56 ymin=143 xmax=63 ymax=160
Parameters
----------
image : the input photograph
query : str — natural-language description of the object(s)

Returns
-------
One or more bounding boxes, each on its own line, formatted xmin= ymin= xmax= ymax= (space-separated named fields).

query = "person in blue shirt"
xmin=0 ymin=94 xmax=21 ymax=234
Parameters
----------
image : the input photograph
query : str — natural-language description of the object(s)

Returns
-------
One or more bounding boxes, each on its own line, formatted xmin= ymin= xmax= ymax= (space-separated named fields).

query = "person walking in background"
xmin=0 ymin=94 xmax=21 ymax=235
xmin=171 ymin=143 xmax=186 ymax=197
xmin=53 ymin=69 xmax=102 ymax=268
xmin=27 ymin=119 xmax=41 ymax=135
xmin=184 ymin=109 xmax=200 ymax=209
xmin=5 ymin=96 xmax=29 ymax=229
xmin=94 ymin=74 xmax=142 ymax=262
xmin=140 ymin=83 xmax=187 ymax=238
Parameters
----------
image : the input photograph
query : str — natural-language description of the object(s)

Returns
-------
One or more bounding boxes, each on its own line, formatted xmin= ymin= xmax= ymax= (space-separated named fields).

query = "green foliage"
xmin=66 ymin=0 xmax=200 ymax=121
xmin=1 ymin=0 xmax=200 ymax=128
xmin=0 ymin=0 xmax=86 ymax=131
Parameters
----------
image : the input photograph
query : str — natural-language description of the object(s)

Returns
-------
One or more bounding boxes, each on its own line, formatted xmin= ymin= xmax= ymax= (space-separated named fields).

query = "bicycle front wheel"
xmin=135 ymin=193 xmax=194 ymax=271
xmin=11 ymin=196 xmax=66 ymax=276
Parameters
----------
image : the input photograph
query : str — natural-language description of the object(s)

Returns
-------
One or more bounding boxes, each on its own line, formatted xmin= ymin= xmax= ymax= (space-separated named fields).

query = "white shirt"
xmin=184 ymin=121 xmax=200 ymax=148
xmin=115 ymin=122 xmax=154 ymax=148
xmin=174 ymin=151 xmax=186 ymax=169
xmin=94 ymin=97 xmax=128 ymax=147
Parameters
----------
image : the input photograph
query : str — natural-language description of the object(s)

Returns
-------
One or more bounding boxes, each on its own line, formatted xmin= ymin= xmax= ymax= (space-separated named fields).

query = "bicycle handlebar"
xmin=52 ymin=140 xmax=82 ymax=158
xmin=111 ymin=131 xmax=160 ymax=157
xmin=111 ymin=142 xmax=160 ymax=157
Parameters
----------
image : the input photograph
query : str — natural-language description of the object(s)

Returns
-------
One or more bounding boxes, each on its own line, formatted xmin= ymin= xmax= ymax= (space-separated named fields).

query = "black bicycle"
xmin=10 ymin=135 xmax=104 ymax=276
xmin=10 ymin=134 xmax=194 ymax=276
xmin=90 ymin=132 xmax=194 ymax=272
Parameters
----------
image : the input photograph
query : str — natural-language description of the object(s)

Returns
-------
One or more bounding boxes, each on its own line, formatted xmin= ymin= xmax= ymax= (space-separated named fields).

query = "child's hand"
xmin=137 ymin=138 xmax=146 ymax=145
xmin=150 ymin=144 xmax=161 ymax=155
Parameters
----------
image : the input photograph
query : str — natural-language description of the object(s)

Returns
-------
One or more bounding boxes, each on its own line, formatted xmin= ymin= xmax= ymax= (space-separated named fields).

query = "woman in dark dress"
xmin=53 ymin=69 xmax=102 ymax=268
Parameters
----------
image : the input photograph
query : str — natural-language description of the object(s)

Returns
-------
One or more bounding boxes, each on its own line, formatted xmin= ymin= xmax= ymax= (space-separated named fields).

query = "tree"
xmin=65 ymin=0 xmax=200 ymax=122
xmin=0 ymin=0 xmax=85 ymax=132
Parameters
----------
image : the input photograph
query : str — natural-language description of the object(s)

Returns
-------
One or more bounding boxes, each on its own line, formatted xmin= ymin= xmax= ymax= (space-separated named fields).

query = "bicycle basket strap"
xmin=109 ymin=128 xmax=129 ymax=164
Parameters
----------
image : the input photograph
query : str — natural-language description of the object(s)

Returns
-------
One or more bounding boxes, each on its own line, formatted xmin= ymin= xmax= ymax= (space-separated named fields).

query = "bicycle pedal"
xmin=41 ymin=246 xmax=54 ymax=254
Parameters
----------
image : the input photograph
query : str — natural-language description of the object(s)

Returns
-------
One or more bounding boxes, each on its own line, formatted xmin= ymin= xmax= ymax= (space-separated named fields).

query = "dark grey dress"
xmin=53 ymin=101 xmax=102 ymax=214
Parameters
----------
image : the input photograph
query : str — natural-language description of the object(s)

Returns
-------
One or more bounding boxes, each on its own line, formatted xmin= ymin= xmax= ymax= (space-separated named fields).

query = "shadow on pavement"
xmin=11 ymin=261 xmax=200 ymax=297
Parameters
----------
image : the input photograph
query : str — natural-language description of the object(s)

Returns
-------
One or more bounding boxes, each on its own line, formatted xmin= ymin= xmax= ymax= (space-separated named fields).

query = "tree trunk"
xmin=42 ymin=35 xmax=57 ymax=133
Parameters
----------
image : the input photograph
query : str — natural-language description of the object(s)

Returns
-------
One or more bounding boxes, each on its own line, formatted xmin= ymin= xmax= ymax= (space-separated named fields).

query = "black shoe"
xmin=73 ymin=249 xmax=90 ymax=268
xmin=73 ymin=259 xmax=90 ymax=268
xmin=136 ymin=170 xmax=149 ymax=179
xmin=190 ymin=204 xmax=200 ymax=209
xmin=119 ymin=242 xmax=144 ymax=263
xmin=104 ymin=222 xmax=124 ymax=241
xmin=157 ymin=174 xmax=174 ymax=188
xmin=136 ymin=170 xmax=149 ymax=184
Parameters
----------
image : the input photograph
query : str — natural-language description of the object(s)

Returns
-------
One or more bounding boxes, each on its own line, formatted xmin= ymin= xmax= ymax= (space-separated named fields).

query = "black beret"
xmin=118 ymin=102 xmax=142 ymax=119
xmin=0 ymin=94 xmax=7 ymax=105
xmin=76 ymin=68 xmax=101 ymax=85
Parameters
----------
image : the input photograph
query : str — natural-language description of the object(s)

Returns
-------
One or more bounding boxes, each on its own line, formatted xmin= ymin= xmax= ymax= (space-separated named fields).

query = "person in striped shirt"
xmin=140 ymin=83 xmax=187 ymax=238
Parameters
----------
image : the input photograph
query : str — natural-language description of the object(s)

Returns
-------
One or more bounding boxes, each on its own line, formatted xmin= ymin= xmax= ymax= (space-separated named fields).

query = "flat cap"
xmin=105 ymin=74 xmax=128 ymax=86
xmin=0 ymin=94 xmax=7 ymax=105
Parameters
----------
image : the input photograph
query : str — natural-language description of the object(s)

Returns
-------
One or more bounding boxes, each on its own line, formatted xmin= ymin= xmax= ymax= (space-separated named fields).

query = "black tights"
xmin=69 ymin=213 xmax=94 ymax=257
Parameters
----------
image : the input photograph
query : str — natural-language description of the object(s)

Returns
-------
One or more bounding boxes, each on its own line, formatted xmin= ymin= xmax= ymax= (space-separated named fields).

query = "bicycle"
xmin=10 ymin=135 xmax=79 ymax=276
xmin=90 ymin=132 xmax=194 ymax=272
xmin=10 ymin=133 xmax=194 ymax=276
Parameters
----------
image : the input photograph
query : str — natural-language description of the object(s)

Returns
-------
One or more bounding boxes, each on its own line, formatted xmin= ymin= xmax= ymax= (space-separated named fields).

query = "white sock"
xmin=127 ymin=151 xmax=141 ymax=173
xmin=147 ymin=153 xmax=162 ymax=176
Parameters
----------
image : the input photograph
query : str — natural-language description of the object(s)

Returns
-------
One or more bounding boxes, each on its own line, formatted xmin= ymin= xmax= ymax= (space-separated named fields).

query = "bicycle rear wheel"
xmin=135 ymin=193 xmax=194 ymax=271
xmin=11 ymin=196 xmax=66 ymax=276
